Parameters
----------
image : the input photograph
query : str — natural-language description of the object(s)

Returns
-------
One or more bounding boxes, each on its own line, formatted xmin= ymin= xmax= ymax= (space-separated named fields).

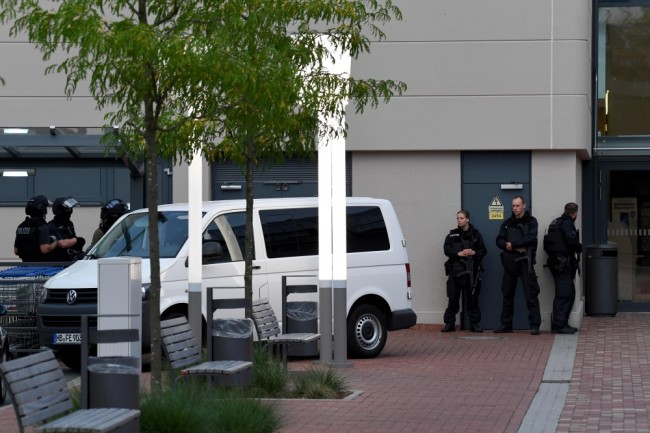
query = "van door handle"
xmin=252 ymin=265 xmax=261 ymax=270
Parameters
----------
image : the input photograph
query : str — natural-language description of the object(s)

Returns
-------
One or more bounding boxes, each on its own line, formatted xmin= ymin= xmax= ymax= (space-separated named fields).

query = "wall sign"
xmin=489 ymin=195 xmax=504 ymax=220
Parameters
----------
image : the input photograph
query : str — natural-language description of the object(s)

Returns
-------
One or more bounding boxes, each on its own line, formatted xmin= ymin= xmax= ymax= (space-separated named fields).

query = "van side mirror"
xmin=202 ymin=241 xmax=223 ymax=264
xmin=184 ymin=242 xmax=224 ymax=267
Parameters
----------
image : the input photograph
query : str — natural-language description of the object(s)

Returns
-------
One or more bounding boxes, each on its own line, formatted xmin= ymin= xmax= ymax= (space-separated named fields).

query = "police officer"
xmin=89 ymin=198 xmax=129 ymax=249
xmin=494 ymin=196 xmax=542 ymax=335
xmin=48 ymin=197 xmax=85 ymax=262
xmin=442 ymin=210 xmax=487 ymax=332
xmin=547 ymin=202 xmax=582 ymax=334
xmin=14 ymin=195 xmax=58 ymax=262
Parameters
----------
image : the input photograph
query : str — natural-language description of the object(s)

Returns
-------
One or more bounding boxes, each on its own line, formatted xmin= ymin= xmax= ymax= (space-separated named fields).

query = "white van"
xmin=38 ymin=197 xmax=416 ymax=368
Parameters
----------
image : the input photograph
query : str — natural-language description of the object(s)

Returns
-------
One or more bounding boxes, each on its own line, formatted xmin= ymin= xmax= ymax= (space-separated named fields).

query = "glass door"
xmin=600 ymin=163 xmax=650 ymax=310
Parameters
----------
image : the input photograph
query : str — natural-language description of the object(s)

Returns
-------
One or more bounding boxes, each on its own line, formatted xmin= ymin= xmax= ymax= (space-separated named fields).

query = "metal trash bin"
xmin=212 ymin=318 xmax=253 ymax=387
xmin=585 ymin=244 xmax=618 ymax=316
xmin=286 ymin=301 xmax=318 ymax=357
xmin=87 ymin=356 xmax=139 ymax=410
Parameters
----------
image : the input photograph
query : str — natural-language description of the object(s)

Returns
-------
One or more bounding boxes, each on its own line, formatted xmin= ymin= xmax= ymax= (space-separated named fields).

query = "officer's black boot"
xmin=441 ymin=323 xmax=456 ymax=332
xmin=469 ymin=322 xmax=483 ymax=333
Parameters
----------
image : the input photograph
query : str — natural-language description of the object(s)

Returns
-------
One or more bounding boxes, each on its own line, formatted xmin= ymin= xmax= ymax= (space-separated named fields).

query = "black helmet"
xmin=25 ymin=195 xmax=51 ymax=217
xmin=101 ymin=199 xmax=129 ymax=221
xmin=52 ymin=197 xmax=79 ymax=216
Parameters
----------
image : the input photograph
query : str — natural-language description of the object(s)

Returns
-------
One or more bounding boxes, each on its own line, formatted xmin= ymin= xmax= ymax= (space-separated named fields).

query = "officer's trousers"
xmin=444 ymin=274 xmax=481 ymax=326
xmin=552 ymin=269 xmax=575 ymax=328
xmin=499 ymin=263 xmax=541 ymax=328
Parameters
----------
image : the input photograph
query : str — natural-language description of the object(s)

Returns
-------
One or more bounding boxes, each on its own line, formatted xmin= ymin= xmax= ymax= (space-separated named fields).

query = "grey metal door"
xmin=462 ymin=152 xmax=532 ymax=330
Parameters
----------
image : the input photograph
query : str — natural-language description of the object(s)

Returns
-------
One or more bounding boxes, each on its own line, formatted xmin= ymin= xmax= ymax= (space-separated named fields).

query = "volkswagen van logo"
xmin=66 ymin=290 xmax=78 ymax=305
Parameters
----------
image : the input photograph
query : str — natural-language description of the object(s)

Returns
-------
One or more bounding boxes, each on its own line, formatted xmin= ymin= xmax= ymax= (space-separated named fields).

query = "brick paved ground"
xmin=275 ymin=324 xmax=553 ymax=433
xmin=2 ymin=315 xmax=649 ymax=433
xmin=558 ymin=314 xmax=650 ymax=433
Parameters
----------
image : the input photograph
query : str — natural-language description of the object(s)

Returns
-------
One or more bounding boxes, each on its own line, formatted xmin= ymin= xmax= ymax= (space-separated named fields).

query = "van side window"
xmin=202 ymin=212 xmax=247 ymax=262
xmin=347 ymin=206 xmax=390 ymax=253
xmin=260 ymin=206 xmax=390 ymax=259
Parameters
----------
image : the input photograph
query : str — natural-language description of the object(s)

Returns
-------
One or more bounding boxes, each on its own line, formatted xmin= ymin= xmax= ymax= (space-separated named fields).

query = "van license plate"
xmin=53 ymin=333 xmax=81 ymax=344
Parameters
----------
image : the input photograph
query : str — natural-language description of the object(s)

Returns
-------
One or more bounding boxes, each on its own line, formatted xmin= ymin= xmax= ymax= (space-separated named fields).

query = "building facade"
xmin=2 ymin=1 xmax=646 ymax=330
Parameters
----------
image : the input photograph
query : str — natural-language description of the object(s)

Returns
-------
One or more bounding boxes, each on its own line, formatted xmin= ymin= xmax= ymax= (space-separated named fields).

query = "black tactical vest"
xmin=15 ymin=217 xmax=47 ymax=261
xmin=543 ymin=218 xmax=568 ymax=255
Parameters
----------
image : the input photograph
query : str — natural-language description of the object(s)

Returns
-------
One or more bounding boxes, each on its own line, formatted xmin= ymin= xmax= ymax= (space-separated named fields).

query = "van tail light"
xmin=405 ymin=263 xmax=411 ymax=288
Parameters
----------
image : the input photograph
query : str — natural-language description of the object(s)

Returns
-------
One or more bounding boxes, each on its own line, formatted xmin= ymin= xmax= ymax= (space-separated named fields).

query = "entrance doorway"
xmin=462 ymin=152 xmax=532 ymax=330
xmin=599 ymin=165 xmax=650 ymax=310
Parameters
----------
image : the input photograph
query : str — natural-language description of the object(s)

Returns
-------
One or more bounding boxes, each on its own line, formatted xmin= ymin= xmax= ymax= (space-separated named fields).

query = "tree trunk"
xmin=244 ymin=136 xmax=255 ymax=319
xmin=144 ymin=119 xmax=162 ymax=391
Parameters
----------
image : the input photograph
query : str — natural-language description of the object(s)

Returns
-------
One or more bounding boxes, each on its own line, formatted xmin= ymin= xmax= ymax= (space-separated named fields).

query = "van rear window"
xmin=260 ymin=206 xmax=390 ymax=259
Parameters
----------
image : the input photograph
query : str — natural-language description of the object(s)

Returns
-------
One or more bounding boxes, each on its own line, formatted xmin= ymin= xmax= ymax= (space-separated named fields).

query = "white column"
xmin=188 ymin=150 xmax=203 ymax=339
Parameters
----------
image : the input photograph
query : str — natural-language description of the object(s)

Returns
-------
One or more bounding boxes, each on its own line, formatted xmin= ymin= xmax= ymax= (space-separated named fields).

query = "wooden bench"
xmin=252 ymin=298 xmax=321 ymax=366
xmin=161 ymin=316 xmax=252 ymax=380
xmin=0 ymin=349 xmax=140 ymax=433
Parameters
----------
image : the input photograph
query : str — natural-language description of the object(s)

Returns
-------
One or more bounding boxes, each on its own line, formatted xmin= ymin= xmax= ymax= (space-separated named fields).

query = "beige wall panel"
xmin=552 ymin=96 xmax=592 ymax=152
xmin=172 ymin=159 xmax=212 ymax=204
xmin=0 ymin=97 xmax=105 ymax=127
xmin=553 ymin=0 xmax=592 ymax=41
xmin=347 ymin=96 xmax=552 ymax=151
xmin=531 ymin=151 xmax=584 ymax=329
xmin=387 ymin=0 xmax=552 ymax=41
xmin=348 ymin=94 xmax=590 ymax=153
xmin=355 ymin=40 xmax=589 ymax=98
xmin=0 ymin=44 xmax=92 ymax=97
xmin=552 ymin=41 xmax=591 ymax=96
xmin=351 ymin=151 xmax=460 ymax=324
xmin=354 ymin=41 xmax=552 ymax=96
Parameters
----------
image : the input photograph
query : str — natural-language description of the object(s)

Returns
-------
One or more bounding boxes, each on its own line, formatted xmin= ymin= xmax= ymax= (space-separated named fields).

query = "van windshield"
xmin=90 ymin=211 xmax=189 ymax=259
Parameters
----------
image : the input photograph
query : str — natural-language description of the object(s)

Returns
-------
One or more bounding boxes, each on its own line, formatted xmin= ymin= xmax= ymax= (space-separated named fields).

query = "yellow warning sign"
xmin=489 ymin=195 xmax=504 ymax=220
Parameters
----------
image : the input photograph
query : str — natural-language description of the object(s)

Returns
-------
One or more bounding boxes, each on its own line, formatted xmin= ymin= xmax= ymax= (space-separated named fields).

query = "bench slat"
xmin=36 ymin=408 xmax=140 ymax=433
xmin=268 ymin=332 xmax=321 ymax=344
xmin=0 ymin=349 xmax=140 ymax=433
xmin=250 ymin=299 xmax=320 ymax=366
xmin=181 ymin=360 xmax=253 ymax=375
xmin=161 ymin=317 xmax=252 ymax=380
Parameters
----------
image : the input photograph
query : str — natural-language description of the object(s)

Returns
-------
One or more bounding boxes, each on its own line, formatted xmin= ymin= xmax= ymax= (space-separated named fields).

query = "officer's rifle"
xmin=457 ymin=257 xmax=481 ymax=296
xmin=514 ymin=248 xmax=533 ymax=274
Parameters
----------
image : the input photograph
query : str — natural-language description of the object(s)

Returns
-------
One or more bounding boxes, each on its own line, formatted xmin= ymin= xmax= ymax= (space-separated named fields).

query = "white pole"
xmin=188 ymin=150 xmax=203 ymax=341
xmin=318 ymin=35 xmax=350 ymax=366
xmin=318 ymin=125 xmax=333 ymax=364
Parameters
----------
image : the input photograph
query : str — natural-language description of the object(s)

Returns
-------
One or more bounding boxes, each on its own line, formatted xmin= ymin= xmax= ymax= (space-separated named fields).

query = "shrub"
xmin=251 ymin=346 xmax=289 ymax=397
xmin=140 ymin=381 xmax=214 ymax=433
xmin=212 ymin=397 xmax=281 ymax=433
xmin=140 ymin=381 xmax=280 ymax=433
xmin=292 ymin=367 xmax=349 ymax=399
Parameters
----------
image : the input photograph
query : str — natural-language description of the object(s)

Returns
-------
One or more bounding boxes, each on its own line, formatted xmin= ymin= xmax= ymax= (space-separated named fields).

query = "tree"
xmin=0 ymin=0 xmax=405 ymax=389
xmin=197 ymin=1 xmax=406 ymax=323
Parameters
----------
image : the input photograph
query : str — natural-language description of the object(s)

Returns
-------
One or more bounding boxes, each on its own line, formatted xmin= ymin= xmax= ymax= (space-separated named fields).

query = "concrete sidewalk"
xmin=2 ymin=314 xmax=650 ymax=433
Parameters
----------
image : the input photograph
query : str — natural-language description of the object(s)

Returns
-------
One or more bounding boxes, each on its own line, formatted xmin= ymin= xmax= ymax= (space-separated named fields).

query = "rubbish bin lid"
xmin=87 ymin=363 xmax=139 ymax=374
xmin=286 ymin=301 xmax=318 ymax=320
xmin=212 ymin=318 xmax=253 ymax=338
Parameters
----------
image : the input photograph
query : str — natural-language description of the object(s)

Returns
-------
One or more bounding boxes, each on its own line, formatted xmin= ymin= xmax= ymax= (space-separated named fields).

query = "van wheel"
xmin=347 ymin=304 xmax=387 ymax=358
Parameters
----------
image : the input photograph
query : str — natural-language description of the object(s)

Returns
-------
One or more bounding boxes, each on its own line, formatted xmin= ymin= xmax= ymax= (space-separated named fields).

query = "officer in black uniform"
xmin=88 ymin=198 xmax=129 ymax=249
xmin=442 ymin=210 xmax=487 ymax=333
xmin=48 ymin=197 xmax=85 ymax=262
xmin=14 ymin=195 xmax=58 ymax=262
xmin=546 ymin=202 xmax=582 ymax=334
xmin=494 ymin=196 xmax=542 ymax=335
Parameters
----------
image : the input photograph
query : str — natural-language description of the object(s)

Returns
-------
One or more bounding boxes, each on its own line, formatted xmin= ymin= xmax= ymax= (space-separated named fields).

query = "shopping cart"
xmin=0 ymin=263 xmax=65 ymax=357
